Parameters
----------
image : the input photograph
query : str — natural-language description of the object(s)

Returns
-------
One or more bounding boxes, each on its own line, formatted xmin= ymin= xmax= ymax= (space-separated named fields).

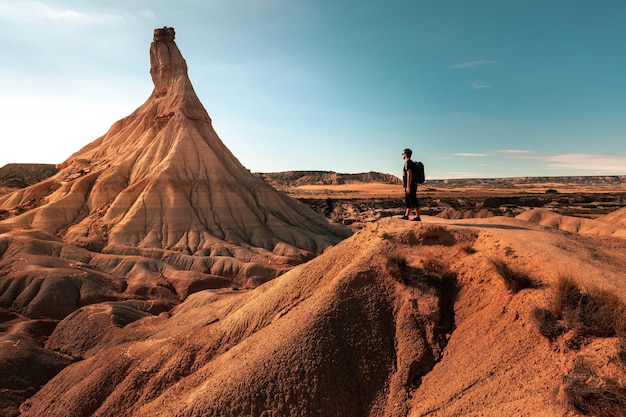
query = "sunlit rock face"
xmin=0 ymin=26 xmax=350 ymax=262
xmin=0 ymin=28 xmax=350 ymax=414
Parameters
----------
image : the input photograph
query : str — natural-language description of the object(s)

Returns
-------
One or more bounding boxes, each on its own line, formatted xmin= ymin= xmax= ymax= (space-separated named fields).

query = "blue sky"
xmin=1 ymin=0 xmax=625 ymax=179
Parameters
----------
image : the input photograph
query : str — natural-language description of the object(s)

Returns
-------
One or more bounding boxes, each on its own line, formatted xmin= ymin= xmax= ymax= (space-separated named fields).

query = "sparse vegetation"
xmin=384 ymin=252 xmax=458 ymax=331
xmin=615 ymin=306 xmax=626 ymax=364
xmin=532 ymin=277 xmax=626 ymax=415
xmin=533 ymin=276 xmax=626 ymax=345
xmin=559 ymin=358 xmax=626 ymax=417
xmin=386 ymin=253 xmax=409 ymax=284
xmin=385 ymin=252 xmax=443 ymax=290
xmin=460 ymin=244 xmax=477 ymax=254
xmin=422 ymin=252 xmax=449 ymax=277
xmin=531 ymin=307 xmax=562 ymax=341
xmin=490 ymin=258 xmax=538 ymax=293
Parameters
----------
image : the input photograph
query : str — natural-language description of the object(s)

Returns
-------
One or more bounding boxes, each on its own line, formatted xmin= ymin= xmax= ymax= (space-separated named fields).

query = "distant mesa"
xmin=0 ymin=163 xmax=58 ymax=190
xmin=258 ymin=170 xmax=401 ymax=187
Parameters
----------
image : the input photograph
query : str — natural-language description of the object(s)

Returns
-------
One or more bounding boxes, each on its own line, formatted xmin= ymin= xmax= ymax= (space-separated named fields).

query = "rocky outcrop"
xmin=0 ymin=28 xmax=351 ymax=413
xmin=0 ymin=164 xmax=58 ymax=192
xmin=16 ymin=216 xmax=626 ymax=417
xmin=18 ymin=222 xmax=462 ymax=417
xmin=258 ymin=170 xmax=401 ymax=187
xmin=430 ymin=175 xmax=626 ymax=188
xmin=0 ymin=27 xmax=349 ymax=260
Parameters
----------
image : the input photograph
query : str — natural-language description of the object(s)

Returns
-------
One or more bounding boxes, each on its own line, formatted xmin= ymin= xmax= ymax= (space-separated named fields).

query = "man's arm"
xmin=406 ymin=167 xmax=412 ymax=192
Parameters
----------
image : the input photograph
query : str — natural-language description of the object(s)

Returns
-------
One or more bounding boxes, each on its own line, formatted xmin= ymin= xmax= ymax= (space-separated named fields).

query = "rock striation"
xmin=15 ymin=216 xmax=626 ymax=417
xmin=0 ymin=28 xmax=350 ymax=414
xmin=0 ymin=26 xmax=349 ymax=261
xmin=5 ymin=27 xmax=626 ymax=417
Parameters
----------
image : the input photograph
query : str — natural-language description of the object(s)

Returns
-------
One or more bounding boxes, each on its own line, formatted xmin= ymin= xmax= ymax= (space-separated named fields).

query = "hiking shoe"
xmin=400 ymin=215 xmax=409 ymax=220
xmin=412 ymin=217 xmax=421 ymax=222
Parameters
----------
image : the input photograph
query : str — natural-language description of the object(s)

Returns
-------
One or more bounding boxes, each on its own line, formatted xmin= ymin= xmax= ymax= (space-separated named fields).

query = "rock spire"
xmin=0 ymin=27 xmax=350 ymax=265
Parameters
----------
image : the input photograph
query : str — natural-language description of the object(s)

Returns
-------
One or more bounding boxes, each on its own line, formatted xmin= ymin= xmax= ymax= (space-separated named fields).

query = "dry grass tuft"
xmin=615 ymin=306 xmax=626 ymax=364
xmin=460 ymin=244 xmax=477 ymax=254
xmin=490 ymin=258 xmax=538 ymax=293
xmin=385 ymin=253 xmax=409 ymax=284
xmin=384 ymin=252 xmax=459 ymax=331
xmin=559 ymin=358 xmax=626 ymax=417
xmin=531 ymin=307 xmax=563 ymax=341
xmin=533 ymin=276 xmax=626 ymax=346
xmin=385 ymin=252 xmax=446 ymax=290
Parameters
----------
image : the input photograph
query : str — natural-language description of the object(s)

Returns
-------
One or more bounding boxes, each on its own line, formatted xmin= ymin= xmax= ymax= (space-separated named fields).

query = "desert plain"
xmin=1 ymin=27 xmax=626 ymax=417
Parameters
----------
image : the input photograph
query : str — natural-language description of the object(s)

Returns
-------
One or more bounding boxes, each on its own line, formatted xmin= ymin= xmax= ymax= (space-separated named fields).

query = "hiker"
xmin=401 ymin=148 xmax=421 ymax=221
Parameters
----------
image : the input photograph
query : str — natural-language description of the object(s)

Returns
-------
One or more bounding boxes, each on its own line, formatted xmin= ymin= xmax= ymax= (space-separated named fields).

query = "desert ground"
xmin=2 ymin=170 xmax=626 ymax=417
xmin=1 ymin=27 xmax=626 ymax=417
xmin=276 ymin=176 xmax=626 ymax=226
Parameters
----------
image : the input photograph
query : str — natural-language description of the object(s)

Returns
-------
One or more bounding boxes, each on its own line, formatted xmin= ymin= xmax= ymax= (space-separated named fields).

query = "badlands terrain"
xmin=1 ymin=27 xmax=626 ymax=417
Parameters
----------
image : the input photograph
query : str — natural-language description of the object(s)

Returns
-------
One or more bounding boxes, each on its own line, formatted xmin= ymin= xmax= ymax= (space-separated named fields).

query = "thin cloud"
xmin=539 ymin=153 xmax=626 ymax=173
xmin=470 ymin=81 xmax=490 ymax=89
xmin=0 ymin=1 xmax=122 ymax=24
xmin=449 ymin=60 xmax=496 ymax=69
xmin=495 ymin=149 xmax=535 ymax=155
xmin=138 ymin=10 xmax=156 ymax=20
xmin=455 ymin=153 xmax=490 ymax=157
xmin=496 ymin=151 xmax=626 ymax=173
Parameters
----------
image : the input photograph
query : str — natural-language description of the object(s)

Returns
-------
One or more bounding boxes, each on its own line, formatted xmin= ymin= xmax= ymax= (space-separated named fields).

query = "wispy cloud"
xmin=470 ymin=81 xmax=490 ymax=89
xmin=538 ymin=153 xmax=626 ymax=173
xmin=0 ymin=1 xmax=122 ymax=24
xmin=487 ymin=151 xmax=626 ymax=174
xmin=495 ymin=149 xmax=535 ymax=155
xmin=455 ymin=153 xmax=489 ymax=157
xmin=449 ymin=60 xmax=496 ymax=69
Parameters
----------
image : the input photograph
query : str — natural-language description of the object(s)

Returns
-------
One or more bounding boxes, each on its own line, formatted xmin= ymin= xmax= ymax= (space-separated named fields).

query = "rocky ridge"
xmin=257 ymin=170 xmax=401 ymax=188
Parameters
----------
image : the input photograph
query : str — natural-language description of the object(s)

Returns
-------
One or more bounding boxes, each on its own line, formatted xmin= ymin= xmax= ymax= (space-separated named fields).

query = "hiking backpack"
xmin=413 ymin=161 xmax=425 ymax=184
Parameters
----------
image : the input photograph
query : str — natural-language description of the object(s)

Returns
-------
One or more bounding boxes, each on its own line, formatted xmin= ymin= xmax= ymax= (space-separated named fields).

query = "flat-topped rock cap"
xmin=153 ymin=26 xmax=175 ymax=41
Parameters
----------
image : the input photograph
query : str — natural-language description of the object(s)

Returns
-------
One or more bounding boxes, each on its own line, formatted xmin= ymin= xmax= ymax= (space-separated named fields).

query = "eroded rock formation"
xmin=0 ymin=26 xmax=349 ymax=268
xmin=0 ymin=27 xmax=349 ymax=414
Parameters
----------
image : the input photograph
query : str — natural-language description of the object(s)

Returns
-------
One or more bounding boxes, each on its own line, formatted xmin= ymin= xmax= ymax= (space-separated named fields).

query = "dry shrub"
xmin=422 ymin=252 xmax=449 ymax=276
xmin=576 ymin=288 xmax=623 ymax=338
xmin=531 ymin=307 xmax=562 ymax=341
xmin=534 ymin=276 xmax=626 ymax=345
xmin=550 ymin=275 xmax=583 ymax=318
xmin=460 ymin=244 xmax=476 ymax=254
xmin=384 ymin=252 xmax=458 ymax=331
xmin=385 ymin=253 xmax=409 ymax=284
xmin=555 ymin=277 xmax=623 ymax=338
xmin=385 ymin=252 xmax=443 ymax=290
xmin=490 ymin=258 xmax=538 ymax=293
xmin=559 ymin=358 xmax=626 ymax=417
xmin=616 ymin=307 xmax=626 ymax=364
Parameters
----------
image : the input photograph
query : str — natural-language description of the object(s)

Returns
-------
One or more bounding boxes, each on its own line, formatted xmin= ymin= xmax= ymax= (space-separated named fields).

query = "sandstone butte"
xmin=2 ymin=27 xmax=626 ymax=417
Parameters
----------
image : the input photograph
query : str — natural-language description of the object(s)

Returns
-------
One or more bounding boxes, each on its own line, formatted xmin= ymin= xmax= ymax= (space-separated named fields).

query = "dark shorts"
xmin=405 ymin=184 xmax=419 ymax=208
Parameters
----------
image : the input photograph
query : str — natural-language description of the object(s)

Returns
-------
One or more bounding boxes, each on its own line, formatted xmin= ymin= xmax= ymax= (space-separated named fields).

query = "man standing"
xmin=401 ymin=148 xmax=421 ymax=221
